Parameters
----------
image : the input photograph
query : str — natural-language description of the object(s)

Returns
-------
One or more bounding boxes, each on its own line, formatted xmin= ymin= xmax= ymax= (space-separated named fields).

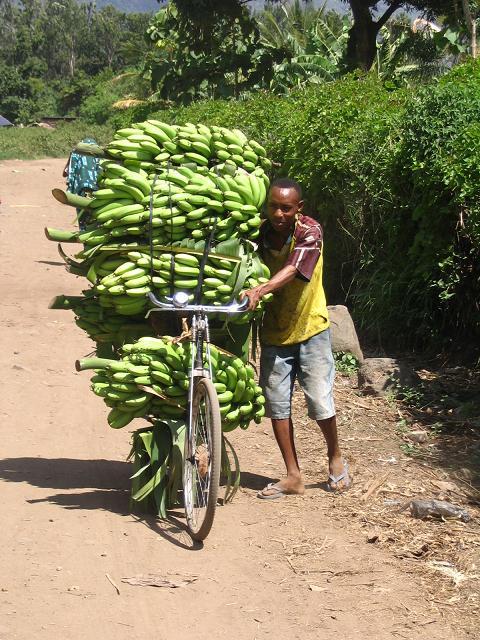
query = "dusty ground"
xmin=0 ymin=159 xmax=478 ymax=640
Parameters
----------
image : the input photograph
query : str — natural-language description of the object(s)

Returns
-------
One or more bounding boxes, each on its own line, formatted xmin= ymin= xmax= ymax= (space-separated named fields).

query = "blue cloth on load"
xmin=66 ymin=138 xmax=100 ymax=231
xmin=67 ymin=138 xmax=100 ymax=196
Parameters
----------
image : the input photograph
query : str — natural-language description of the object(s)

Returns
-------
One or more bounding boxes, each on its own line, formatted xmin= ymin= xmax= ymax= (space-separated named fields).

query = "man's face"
xmin=266 ymin=186 xmax=303 ymax=236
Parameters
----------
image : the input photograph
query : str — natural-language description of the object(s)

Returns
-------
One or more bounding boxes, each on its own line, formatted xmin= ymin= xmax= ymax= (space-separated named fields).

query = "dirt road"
xmin=0 ymin=159 xmax=475 ymax=640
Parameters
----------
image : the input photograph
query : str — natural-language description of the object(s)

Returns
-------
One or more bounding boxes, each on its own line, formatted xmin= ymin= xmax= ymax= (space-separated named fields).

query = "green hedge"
xmin=358 ymin=64 xmax=480 ymax=352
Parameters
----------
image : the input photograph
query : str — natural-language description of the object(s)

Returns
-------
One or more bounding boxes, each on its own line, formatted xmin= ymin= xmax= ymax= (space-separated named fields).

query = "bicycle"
xmin=147 ymin=290 xmax=249 ymax=541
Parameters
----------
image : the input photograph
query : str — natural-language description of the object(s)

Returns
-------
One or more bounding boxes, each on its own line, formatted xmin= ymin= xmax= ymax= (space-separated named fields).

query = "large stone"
xmin=327 ymin=305 xmax=364 ymax=362
xmin=358 ymin=357 xmax=420 ymax=397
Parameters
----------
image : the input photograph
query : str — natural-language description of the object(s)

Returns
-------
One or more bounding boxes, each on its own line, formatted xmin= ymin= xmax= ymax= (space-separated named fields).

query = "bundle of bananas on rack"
xmin=48 ymin=120 xmax=277 ymax=515
xmin=50 ymin=120 xmax=275 ymax=446
xmin=76 ymin=337 xmax=266 ymax=430
xmin=48 ymin=159 xmax=269 ymax=247
xmin=91 ymin=247 xmax=271 ymax=322
xmin=50 ymin=237 xmax=270 ymax=326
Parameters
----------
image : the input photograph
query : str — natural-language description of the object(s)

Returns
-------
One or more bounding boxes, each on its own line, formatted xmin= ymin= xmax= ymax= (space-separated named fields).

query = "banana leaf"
xmin=129 ymin=424 xmax=172 ymax=517
xmin=128 ymin=419 xmax=186 ymax=517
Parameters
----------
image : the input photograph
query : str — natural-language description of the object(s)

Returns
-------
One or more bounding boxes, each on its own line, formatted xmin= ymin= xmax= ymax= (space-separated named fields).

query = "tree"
xmin=373 ymin=17 xmax=466 ymax=83
xmin=257 ymin=0 xmax=350 ymax=90
xmin=0 ymin=0 xmax=153 ymax=122
xmin=144 ymin=3 xmax=273 ymax=102
xmin=172 ymin=0 xmax=464 ymax=72
xmin=342 ymin=0 xmax=458 ymax=71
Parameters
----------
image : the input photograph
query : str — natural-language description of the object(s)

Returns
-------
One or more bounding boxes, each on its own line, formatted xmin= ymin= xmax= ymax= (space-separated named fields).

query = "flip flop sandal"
xmin=326 ymin=461 xmax=352 ymax=493
xmin=257 ymin=482 xmax=288 ymax=500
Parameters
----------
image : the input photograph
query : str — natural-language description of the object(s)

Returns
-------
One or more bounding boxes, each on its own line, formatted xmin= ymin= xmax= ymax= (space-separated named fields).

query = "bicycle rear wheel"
xmin=183 ymin=377 xmax=222 ymax=541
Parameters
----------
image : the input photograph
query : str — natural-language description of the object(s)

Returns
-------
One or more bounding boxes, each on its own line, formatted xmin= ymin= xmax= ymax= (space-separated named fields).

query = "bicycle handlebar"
xmin=147 ymin=291 xmax=250 ymax=315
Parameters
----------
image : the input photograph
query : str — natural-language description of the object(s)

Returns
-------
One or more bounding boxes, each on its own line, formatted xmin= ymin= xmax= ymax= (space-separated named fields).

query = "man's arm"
xmin=242 ymin=264 xmax=297 ymax=311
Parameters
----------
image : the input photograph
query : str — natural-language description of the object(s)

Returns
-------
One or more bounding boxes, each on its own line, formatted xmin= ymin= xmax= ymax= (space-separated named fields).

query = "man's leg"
xmin=259 ymin=344 xmax=304 ymax=497
xmin=299 ymin=330 xmax=350 ymax=491
xmin=317 ymin=416 xmax=348 ymax=490
xmin=266 ymin=417 xmax=304 ymax=494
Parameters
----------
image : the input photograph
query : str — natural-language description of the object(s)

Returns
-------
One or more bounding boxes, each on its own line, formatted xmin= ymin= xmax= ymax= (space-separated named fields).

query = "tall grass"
xmin=0 ymin=122 xmax=114 ymax=160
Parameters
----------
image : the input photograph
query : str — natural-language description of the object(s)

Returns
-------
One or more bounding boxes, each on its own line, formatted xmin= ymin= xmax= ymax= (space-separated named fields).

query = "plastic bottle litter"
xmin=409 ymin=499 xmax=470 ymax=523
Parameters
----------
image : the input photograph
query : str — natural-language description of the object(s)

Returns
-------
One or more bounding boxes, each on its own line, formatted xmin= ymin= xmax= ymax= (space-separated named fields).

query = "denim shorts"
xmin=260 ymin=329 xmax=335 ymax=421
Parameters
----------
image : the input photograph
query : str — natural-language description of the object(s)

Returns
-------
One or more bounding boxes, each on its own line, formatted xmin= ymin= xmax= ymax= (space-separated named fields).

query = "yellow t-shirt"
xmin=260 ymin=216 xmax=329 ymax=346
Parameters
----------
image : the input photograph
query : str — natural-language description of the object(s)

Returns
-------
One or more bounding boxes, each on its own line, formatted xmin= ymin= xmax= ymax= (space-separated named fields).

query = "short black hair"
xmin=270 ymin=177 xmax=302 ymax=200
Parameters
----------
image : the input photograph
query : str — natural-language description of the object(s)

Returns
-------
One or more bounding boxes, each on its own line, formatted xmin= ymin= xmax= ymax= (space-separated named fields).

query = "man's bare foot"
xmin=258 ymin=475 xmax=305 ymax=499
xmin=327 ymin=456 xmax=351 ymax=492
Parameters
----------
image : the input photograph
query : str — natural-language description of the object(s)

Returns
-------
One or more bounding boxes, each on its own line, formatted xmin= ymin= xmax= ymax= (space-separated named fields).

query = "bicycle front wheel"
xmin=183 ymin=377 xmax=222 ymax=541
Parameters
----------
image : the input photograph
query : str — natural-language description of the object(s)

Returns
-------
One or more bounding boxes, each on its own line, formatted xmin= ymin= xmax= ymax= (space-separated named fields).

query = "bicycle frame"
xmin=146 ymin=290 xmax=250 ymax=536
xmin=146 ymin=290 xmax=249 ymax=446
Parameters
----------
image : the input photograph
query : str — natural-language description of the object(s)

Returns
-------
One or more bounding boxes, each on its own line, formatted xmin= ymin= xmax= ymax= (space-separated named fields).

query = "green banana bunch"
xmin=87 ymin=246 xmax=271 ymax=319
xmin=48 ymin=293 xmax=154 ymax=346
xmin=209 ymin=126 xmax=272 ymax=173
xmin=107 ymin=121 xmax=271 ymax=176
xmin=76 ymin=337 xmax=266 ymax=431
xmin=47 ymin=160 xmax=271 ymax=248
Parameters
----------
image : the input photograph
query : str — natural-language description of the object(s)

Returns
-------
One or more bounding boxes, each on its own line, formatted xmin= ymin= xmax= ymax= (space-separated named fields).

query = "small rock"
xmin=12 ymin=364 xmax=33 ymax=373
xmin=367 ymin=529 xmax=382 ymax=543
xmin=56 ymin=567 xmax=62 ymax=572
xmin=407 ymin=430 xmax=428 ymax=444
xmin=67 ymin=586 xmax=80 ymax=592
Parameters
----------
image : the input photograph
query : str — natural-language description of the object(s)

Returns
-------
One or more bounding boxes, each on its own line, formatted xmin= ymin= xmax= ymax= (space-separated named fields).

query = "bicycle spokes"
xmin=185 ymin=392 xmax=211 ymax=526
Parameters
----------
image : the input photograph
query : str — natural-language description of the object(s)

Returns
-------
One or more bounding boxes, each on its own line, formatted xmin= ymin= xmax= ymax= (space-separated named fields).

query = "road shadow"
xmin=239 ymin=471 xmax=275 ymax=491
xmin=0 ymin=456 xmax=206 ymax=550
xmin=132 ymin=512 xmax=203 ymax=551
xmin=0 ymin=456 xmax=132 ymax=516
xmin=36 ymin=260 xmax=66 ymax=267
xmin=0 ymin=457 xmax=130 ymax=490
xmin=27 ymin=489 xmax=131 ymax=515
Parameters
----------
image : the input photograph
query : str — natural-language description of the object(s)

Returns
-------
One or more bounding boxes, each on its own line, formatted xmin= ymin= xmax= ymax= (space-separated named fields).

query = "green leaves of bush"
xmin=110 ymin=63 xmax=480 ymax=355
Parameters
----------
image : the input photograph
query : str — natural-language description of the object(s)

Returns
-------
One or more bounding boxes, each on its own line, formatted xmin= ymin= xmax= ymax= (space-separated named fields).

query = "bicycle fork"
xmin=186 ymin=314 xmax=213 ymax=462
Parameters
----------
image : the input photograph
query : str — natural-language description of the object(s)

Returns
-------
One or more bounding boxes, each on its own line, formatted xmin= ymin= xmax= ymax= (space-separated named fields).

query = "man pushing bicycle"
xmin=243 ymin=178 xmax=351 ymax=499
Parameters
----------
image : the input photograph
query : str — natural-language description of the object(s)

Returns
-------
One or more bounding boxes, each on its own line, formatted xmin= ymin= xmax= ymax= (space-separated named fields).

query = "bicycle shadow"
xmin=0 ymin=456 xmax=129 ymax=490
xmin=36 ymin=260 xmax=66 ymax=267
xmin=132 ymin=512 xmax=204 ymax=551
xmin=0 ymin=456 xmax=203 ymax=550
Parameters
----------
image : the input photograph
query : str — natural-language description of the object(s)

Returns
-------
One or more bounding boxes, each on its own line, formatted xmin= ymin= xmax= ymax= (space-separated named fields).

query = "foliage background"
xmin=103 ymin=62 xmax=480 ymax=357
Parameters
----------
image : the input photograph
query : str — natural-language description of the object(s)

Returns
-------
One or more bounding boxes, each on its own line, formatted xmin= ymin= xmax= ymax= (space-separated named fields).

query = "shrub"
xmin=97 ymin=63 xmax=480 ymax=357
